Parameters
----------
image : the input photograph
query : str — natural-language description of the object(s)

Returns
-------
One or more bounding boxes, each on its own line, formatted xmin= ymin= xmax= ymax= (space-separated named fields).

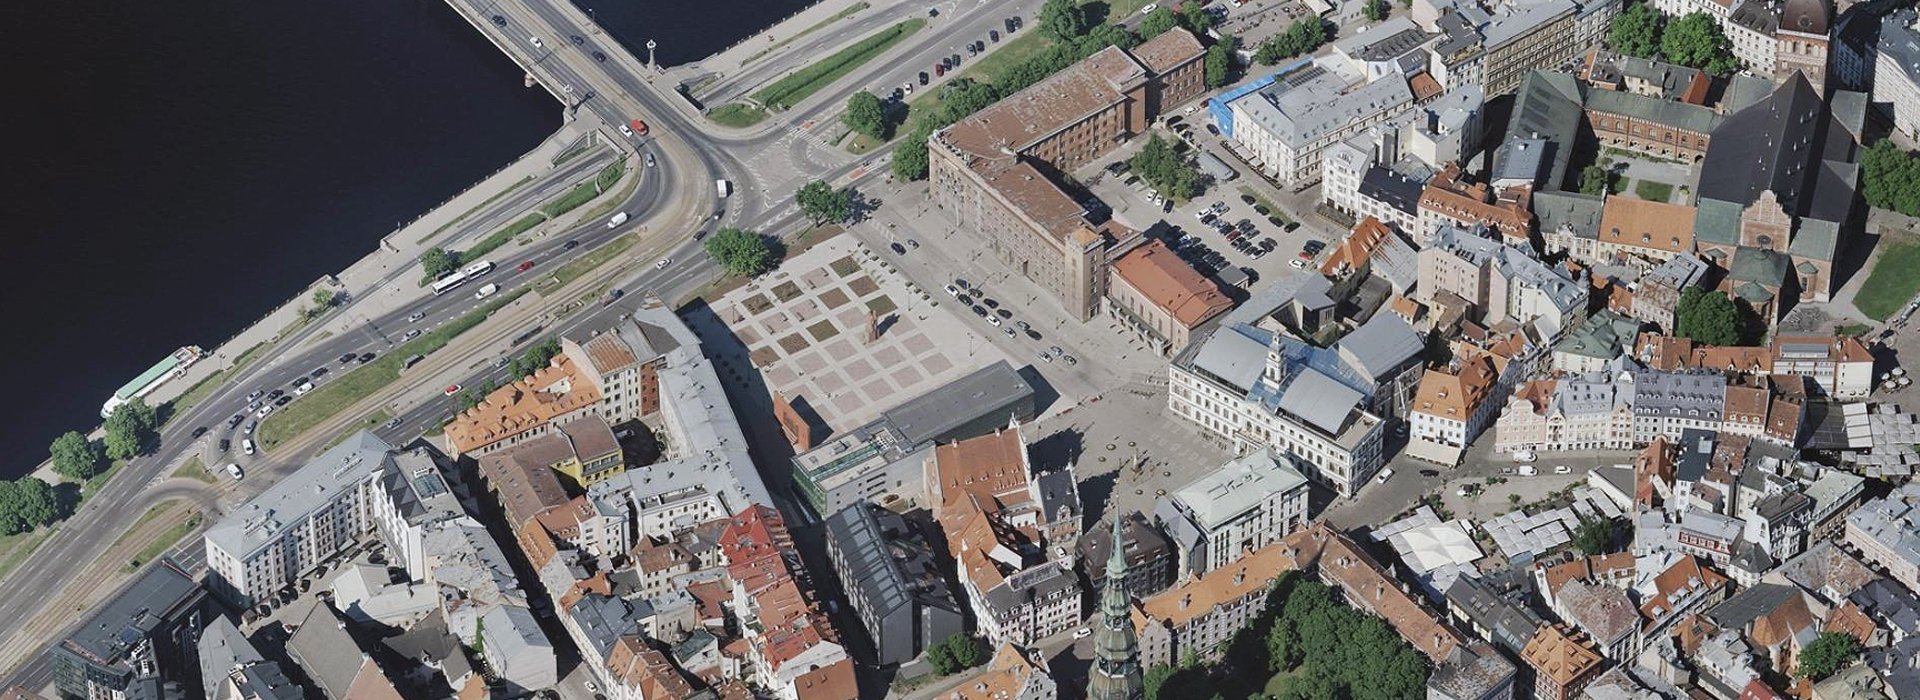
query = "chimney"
xmin=1180 ymin=594 xmax=1192 ymax=610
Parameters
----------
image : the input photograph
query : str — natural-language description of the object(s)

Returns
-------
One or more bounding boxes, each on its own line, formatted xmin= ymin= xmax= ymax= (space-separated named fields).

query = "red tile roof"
xmin=1110 ymin=240 xmax=1232 ymax=329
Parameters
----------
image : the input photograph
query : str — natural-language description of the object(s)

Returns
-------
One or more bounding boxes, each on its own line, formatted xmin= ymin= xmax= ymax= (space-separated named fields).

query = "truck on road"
xmin=716 ymin=179 xmax=731 ymax=198
xmin=607 ymin=211 xmax=629 ymax=228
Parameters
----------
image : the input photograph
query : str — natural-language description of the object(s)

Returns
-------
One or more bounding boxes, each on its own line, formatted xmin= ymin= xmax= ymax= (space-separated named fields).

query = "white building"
xmin=1152 ymin=447 xmax=1311 ymax=577
xmin=1408 ymin=349 xmax=1507 ymax=465
xmin=1169 ymin=324 xmax=1387 ymax=497
xmin=204 ymin=432 xmax=399 ymax=607
xmin=1844 ymin=482 xmax=1920 ymax=593
xmin=1229 ymin=63 xmax=1415 ymax=185
xmin=1494 ymin=367 xmax=1636 ymax=454
xmin=1876 ymin=9 xmax=1920 ymax=139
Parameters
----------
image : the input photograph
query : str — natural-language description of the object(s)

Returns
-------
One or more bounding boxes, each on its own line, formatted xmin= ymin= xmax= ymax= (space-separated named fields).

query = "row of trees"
xmin=1131 ymin=134 xmax=1202 ymax=199
xmin=1861 ymin=139 xmax=1920 ymax=217
xmin=9 ymin=399 xmax=161 ymax=536
xmin=1253 ymin=18 xmax=1328 ymax=66
xmin=1144 ymin=574 xmax=1429 ymax=700
xmin=1138 ymin=3 xmax=1217 ymax=41
xmin=506 ymin=337 xmax=564 ymax=381
xmin=1607 ymin=4 xmax=1741 ymax=75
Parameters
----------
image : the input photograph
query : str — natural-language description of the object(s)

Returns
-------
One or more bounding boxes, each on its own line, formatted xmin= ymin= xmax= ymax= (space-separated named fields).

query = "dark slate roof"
xmin=1706 ymin=582 xmax=1799 ymax=630
xmin=1445 ymin=574 xmax=1544 ymax=654
xmin=63 ymin=560 xmax=202 ymax=670
xmin=1698 ymin=75 xmax=1858 ymax=228
xmin=1586 ymin=89 xmax=1724 ymax=133
xmin=1503 ymin=71 xmax=1585 ymax=190
xmin=1676 ymin=429 xmax=1715 ymax=484
xmin=1534 ymin=190 xmax=1605 ymax=238
xmin=1358 ymin=165 xmax=1425 ymax=215
xmin=1731 ymin=247 xmax=1792 ymax=285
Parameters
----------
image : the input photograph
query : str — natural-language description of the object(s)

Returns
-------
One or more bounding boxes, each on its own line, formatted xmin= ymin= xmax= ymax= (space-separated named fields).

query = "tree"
xmin=795 ymin=180 xmax=853 ymax=224
xmin=1797 ymin=632 xmax=1862 ymax=680
xmin=1675 ymin=286 xmax=1742 ymax=346
xmin=0 ymin=478 xmax=58 ymax=536
xmin=841 ymin=90 xmax=889 ymax=140
xmin=50 ymin=431 xmax=106 ymax=481
xmin=1608 ymin=2 xmax=1664 ymax=58
xmin=1254 ymin=18 xmax=1327 ymax=65
xmin=1086 ymin=22 xmax=1141 ymax=50
xmin=1131 ymin=134 xmax=1201 ymax=199
xmin=1364 ymin=0 xmax=1389 ymax=21
xmin=1573 ymin=516 xmax=1614 ymax=556
xmin=1140 ymin=6 xmax=1179 ymax=38
xmin=927 ymin=638 xmax=958 ymax=674
xmin=1205 ymin=41 xmax=1234 ymax=88
xmin=703 ymin=227 xmax=774 ymax=277
xmin=1179 ymin=3 xmax=1216 ymax=34
xmin=1661 ymin=13 xmax=1732 ymax=73
xmin=420 ymin=247 xmax=458 ymax=280
xmin=1143 ymin=664 xmax=1176 ymax=700
xmin=1862 ymin=139 xmax=1920 ymax=216
xmin=891 ymin=125 xmax=933 ymax=180
xmin=1579 ymin=165 xmax=1616 ymax=195
xmin=948 ymin=633 xmax=987 ymax=668
xmin=1039 ymin=0 xmax=1089 ymax=40
xmin=311 ymin=287 xmax=339 ymax=310
xmin=508 ymin=337 xmax=563 ymax=379
xmin=103 ymin=397 xmax=158 ymax=461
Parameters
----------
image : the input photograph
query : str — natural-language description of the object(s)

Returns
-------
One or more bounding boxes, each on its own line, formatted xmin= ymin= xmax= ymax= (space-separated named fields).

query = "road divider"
xmin=254 ymin=289 xmax=529 ymax=450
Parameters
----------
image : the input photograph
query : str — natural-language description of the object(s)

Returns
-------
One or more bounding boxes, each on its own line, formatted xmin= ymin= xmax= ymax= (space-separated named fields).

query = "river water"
xmin=0 ymin=0 xmax=802 ymax=477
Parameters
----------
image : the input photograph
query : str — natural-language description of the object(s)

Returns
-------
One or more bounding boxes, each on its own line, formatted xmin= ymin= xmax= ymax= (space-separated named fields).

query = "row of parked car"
xmin=895 ymin=15 xmax=1023 ymax=98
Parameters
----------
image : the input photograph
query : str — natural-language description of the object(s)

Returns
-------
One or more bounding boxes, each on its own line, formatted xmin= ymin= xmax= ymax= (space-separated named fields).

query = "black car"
xmin=562 ymin=240 xmax=579 ymax=250
xmin=339 ymin=353 xmax=357 ymax=363
xmin=491 ymin=15 xmax=506 ymax=26
xmin=191 ymin=426 xmax=208 ymax=438
xmin=311 ymin=367 xmax=328 ymax=378
xmin=219 ymin=439 xmax=231 ymax=452
xmin=593 ymin=51 xmax=607 ymax=62
xmin=982 ymin=298 xmax=999 ymax=309
xmin=359 ymin=352 xmax=375 ymax=363
xmin=275 ymin=395 xmax=292 ymax=406
xmin=1419 ymin=469 xmax=1440 ymax=477
xmin=269 ymin=389 xmax=284 ymax=399
xmin=229 ymin=414 xmax=244 ymax=428
xmin=967 ymin=44 xmax=978 ymax=56
xmin=570 ymin=35 xmax=584 ymax=46
xmin=990 ymin=29 xmax=1000 ymax=42
xmin=890 ymin=242 xmax=906 ymax=254
xmin=919 ymin=71 xmax=930 ymax=85
xmin=971 ymin=305 xmax=988 ymax=318
xmin=955 ymin=278 xmax=970 ymax=289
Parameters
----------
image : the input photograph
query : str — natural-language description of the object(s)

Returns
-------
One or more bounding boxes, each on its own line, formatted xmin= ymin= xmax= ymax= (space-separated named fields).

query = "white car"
xmin=1289 ymin=257 xmax=1307 ymax=270
xmin=403 ymin=329 xmax=423 ymax=340
xmin=530 ymin=37 xmax=544 ymax=49
xmin=1553 ymin=464 xmax=1573 ymax=475
xmin=1511 ymin=449 xmax=1537 ymax=463
xmin=1517 ymin=465 xmax=1538 ymax=476
xmin=295 ymin=381 xmax=314 ymax=396
xmin=584 ymin=681 xmax=599 ymax=693
xmin=944 ymin=284 xmax=961 ymax=297
xmin=1376 ymin=467 xmax=1394 ymax=484
xmin=226 ymin=463 xmax=245 ymax=480
xmin=256 ymin=404 xmax=274 ymax=418
xmin=655 ymin=257 xmax=671 ymax=269
xmin=1073 ymin=626 xmax=1092 ymax=639
xmin=619 ymin=123 xmax=634 ymax=137
xmin=1140 ymin=3 xmax=1158 ymax=14
xmin=242 ymin=439 xmax=257 ymax=456
xmin=988 ymin=315 xmax=1002 ymax=327
xmin=474 ymin=282 xmax=499 ymax=299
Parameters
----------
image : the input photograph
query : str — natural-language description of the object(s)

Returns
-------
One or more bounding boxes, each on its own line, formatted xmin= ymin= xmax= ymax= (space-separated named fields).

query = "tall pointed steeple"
xmin=1086 ymin=515 xmax=1144 ymax=700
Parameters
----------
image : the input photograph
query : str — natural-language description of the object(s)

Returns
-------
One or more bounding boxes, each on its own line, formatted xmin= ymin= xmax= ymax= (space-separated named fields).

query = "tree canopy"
xmin=927 ymin=633 xmax=987 ymax=675
xmin=103 ymin=397 xmax=158 ymax=461
xmin=507 ymin=337 xmax=563 ymax=381
xmin=1573 ymin=516 xmax=1614 ymax=556
xmin=795 ymin=180 xmax=854 ymax=224
xmin=1862 ymin=139 xmax=1920 ymax=216
xmin=1662 ymin=13 xmax=1739 ymax=74
xmin=891 ymin=126 xmax=932 ymax=180
xmin=1579 ymin=165 xmax=1616 ymax=195
xmin=1039 ymin=0 xmax=1089 ymax=40
xmin=50 ymin=431 xmax=107 ymax=481
xmin=1797 ymin=632 xmax=1862 ymax=680
xmin=841 ymin=90 xmax=889 ymax=140
xmin=1139 ymin=7 xmax=1178 ymax=38
xmin=1206 ymin=42 xmax=1234 ymax=88
xmin=1608 ymin=2 xmax=1664 ymax=58
xmin=1254 ymin=19 xmax=1327 ymax=65
xmin=1675 ymin=286 xmax=1759 ymax=346
xmin=1364 ymin=0 xmax=1389 ymax=21
xmin=420 ymin=247 xmax=459 ymax=280
xmin=702 ymin=227 xmax=774 ymax=277
xmin=1179 ymin=4 xmax=1216 ymax=34
xmin=0 ymin=478 xmax=58 ymax=536
xmin=1131 ymin=134 xmax=1201 ymax=199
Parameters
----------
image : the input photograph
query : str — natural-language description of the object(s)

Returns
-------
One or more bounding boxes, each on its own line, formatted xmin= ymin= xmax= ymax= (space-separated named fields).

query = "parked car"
xmin=1511 ymin=449 xmax=1537 ymax=462
xmin=1554 ymin=465 xmax=1573 ymax=475
xmin=1517 ymin=465 xmax=1539 ymax=476
xmin=243 ymin=439 xmax=256 ymax=456
xmin=219 ymin=439 xmax=231 ymax=452
xmin=227 ymin=464 xmax=245 ymax=480
xmin=1376 ymin=468 xmax=1394 ymax=484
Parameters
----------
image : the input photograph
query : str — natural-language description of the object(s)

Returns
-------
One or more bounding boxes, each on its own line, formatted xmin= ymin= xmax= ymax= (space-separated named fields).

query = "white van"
xmin=716 ymin=179 xmax=732 ymax=198
xmin=226 ymin=463 xmax=245 ymax=480
xmin=474 ymin=283 xmax=500 ymax=299
xmin=1511 ymin=449 xmax=1537 ymax=463
xmin=1517 ymin=465 xmax=1538 ymax=476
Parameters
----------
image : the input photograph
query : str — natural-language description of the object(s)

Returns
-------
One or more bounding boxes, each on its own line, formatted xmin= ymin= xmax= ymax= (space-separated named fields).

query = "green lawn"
xmin=119 ymin=506 xmax=201 ymax=573
xmin=708 ymin=103 xmax=770 ymax=128
xmin=173 ymin=456 xmax=215 ymax=484
xmin=541 ymin=163 xmax=626 ymax=218
xmin=321 ymin=410 xmax=394 ymax=452
xmin=902 ymin=27 xmax=1056 ymax=130
xmin=0 ymin=529 xmax=53 ymax=582
xmin=463 ymin=213 xmax=546 ymax=262
xmin=420 ymin=175 xmax=535 ymax=245
xmin=255 ymin=289 xmax=529 ymax=449
xmin=83 ymin=460 xmax=125 ymax=500
xmin=1855 ymin=236 xmax=1920 ymax=320
xmin=754 ymin=19 xmax=926 ymax=110
xmin=1635 ymin=179 xmax=1675 ymax=203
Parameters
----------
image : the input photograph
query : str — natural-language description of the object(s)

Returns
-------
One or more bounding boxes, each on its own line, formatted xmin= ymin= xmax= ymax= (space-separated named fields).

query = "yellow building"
xmin=546 ymin=415 xmax=624 ymax=489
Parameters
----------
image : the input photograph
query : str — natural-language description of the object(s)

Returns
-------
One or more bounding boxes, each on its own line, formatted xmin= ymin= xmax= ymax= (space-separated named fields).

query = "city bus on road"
xmin=431 ymin=271 xmax=469 ymax=295
xmin=461 ymin=260 xmax=494 ymax=278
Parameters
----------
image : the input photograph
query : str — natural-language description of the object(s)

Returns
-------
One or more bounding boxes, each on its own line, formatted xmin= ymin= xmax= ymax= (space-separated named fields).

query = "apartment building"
xmin=927 ymin=31 xmax=1204 ymax=321
xmin=1416 ymin=166 xmax=1534 ymax=247
xmin=1481 ymin=0 xmax=1579 ymax=95
xmin=1845 ymin=483 xmax=1920 ymax=593
xmin=1133 ymin=542 xmax=1297 ymax=669
xmin=1228 ymin=64 xmax=1415 ymax=185
xmin=1168 ymin=323 xmax=1387 ymax=497
xmin=52 ymin=560 xmax=207 ymax=700
xmin=1521 ymin=624 xmax=1604 ymax=700
xmin=1153 ymin=447 xmax=1310 ymax=578
xmin=1876 ymin=9 xmax=1920 ymax=139
xmin=1494 ymin=368 xmax=1635 ymax=454
xmin=205 ymin=432 xmax=399 ymax=607
xmin=823 ymin=503 xmax=964 ymax=666
xmin=1076 ymin=510 xmax=1177 ymax=599
xmin=1409 ymin=349 xmax=1504 ymax=465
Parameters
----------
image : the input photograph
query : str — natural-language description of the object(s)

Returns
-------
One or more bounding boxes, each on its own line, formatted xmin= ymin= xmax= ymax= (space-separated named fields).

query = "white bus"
xmin=431 ymin=272 xmax=469 ymax=295
xmin=461 ymin=260 xmax=495 ymax=278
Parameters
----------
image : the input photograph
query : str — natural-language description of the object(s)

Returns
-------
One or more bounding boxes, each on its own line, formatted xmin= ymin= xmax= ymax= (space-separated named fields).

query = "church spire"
xmin=1087 ymin=515 xmax=1144 ymax=700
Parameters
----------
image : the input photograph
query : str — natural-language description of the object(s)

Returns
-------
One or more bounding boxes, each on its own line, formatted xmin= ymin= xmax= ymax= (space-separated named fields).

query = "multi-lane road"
xmin=0 ymin=0 xmax=1039 ymax=690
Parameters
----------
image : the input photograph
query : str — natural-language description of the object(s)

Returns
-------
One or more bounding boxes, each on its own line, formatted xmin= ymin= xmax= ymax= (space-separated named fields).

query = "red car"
xmin=444 ymin=384 xmax=461 ymax=396
xmin=517 ymin=260 xmax=536 ymax=272
xmin=629 ymin=119 xmax=649 ymax=136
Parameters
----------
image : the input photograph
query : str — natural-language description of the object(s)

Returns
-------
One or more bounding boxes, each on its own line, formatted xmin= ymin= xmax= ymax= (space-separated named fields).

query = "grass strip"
xmin=0 ymin=529 xmax=53 ymax=582
xmin=256 ymin=289 xmax=528 ymax=449
xmin=464 ymin=214 xmax=547 ymax=263
xmin=744 ymin=1 xmax=872 ymax=66
xmin=420 ymin=175 xmax=535 ymax=245
xmin=174 ymin=457 xmax=214 ymax=484
xmin=541 ymin=163 xmax=626 ymax=218
xmin=1634 ymin=180 xmax=1674 ymax=203
xmin=708 ymin=103 xmax=770 ymax=128
xmin=321 ymin=410 xmax=394 ymax=452
xmin=1855 ymin=237 xmax=1920 ymax=320
xmin=537 ymin=233 xmax=638 ymax=295
xmin=753 ymin=19 xmax=925 ymax=110
xmin=122 ymin=508 xmax=202 ymax=573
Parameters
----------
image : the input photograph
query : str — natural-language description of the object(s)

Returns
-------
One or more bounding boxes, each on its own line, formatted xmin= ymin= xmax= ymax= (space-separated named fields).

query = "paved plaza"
xmin=706 ymin=234 xmax=1013 ymax=432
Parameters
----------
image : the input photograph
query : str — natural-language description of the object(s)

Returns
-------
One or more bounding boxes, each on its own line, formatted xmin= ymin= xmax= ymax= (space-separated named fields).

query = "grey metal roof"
xmin=1277 ymin=367 xmax=1365 ymax=435
xmin=1880 ymin=10 xmax=1920 ymax=97
xmin=200 ymin=616 xmax=302 ymax=700
xmin=1334 ymin=16 xmax=1434 ymax=62
xmin=1532 ymin=190 xmax=1604 ymax=239
xmin=1338 ymin=313 xmax=1423 ymax=379
xmin=983 ymin=559 xmax=1077 ymax=613
xmin=1358 ymin=164 xmax=1425 ymax=215
xmin=1502 ymin=71 xmax=1585 ymax=190
xmin=1634 ymin=372 xmax=1728 ymax=422
xmin=63 ymin=559 xmax=201 ymax=670
xmin=884 ymin=360 xmax=1034 ymax=445
xmin=1480 ymin=0 xmax=1574 ymax=48
xmin=1585 ymin=88 xmax=1725 ymax=134
xmin=206 ymin=431 xmax=394 ymax=560
xmin=566 ymin=593 xmax=647 ymax=661
xmin=1707 ymin=582 xmax=1801 ymax=630
xmin=285 ymin=602 xmax=370 ymax=699
xmin=1444 ymin=573 xmax=1544 ymax=654
xmin=1035 ymin=469 xmax=1081 ymax=524
xmin=1168 ymin=447 xmax=1309 ymax=531
xmin=479 ymin=605 xmax=550 ymax=666
xmin=1187 ymin=325 xmax=1271 ymax=393
xmin=1675 ymin=429 xmax=1716 ymax=483
xmin=1234 ymin=65 xmax=1414 ymax=150
xmin=824 ymin=503 xmax=960 ymax=624
xmin=1492 ymin=136 xmax=1550 ymax=185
